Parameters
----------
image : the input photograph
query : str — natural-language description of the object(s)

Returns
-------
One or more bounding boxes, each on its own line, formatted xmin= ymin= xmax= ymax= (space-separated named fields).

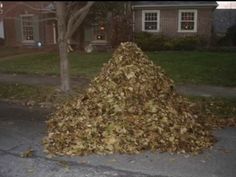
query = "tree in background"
xmin=109 ymin=2 xmax=133 ymax=47
xmin=57 ymin=1 xmax=134 ymax=91
xmin=2 ymin=2 xmax=133 ymax=92
xmin=81 ymin=1 xmax=133 ymax=49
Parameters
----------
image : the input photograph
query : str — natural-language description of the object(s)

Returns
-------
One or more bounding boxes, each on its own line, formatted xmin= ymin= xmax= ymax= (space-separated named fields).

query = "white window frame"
xmin=20 ymin=14 xmax=35 ymax=43
xmin=142 ymin=10 xmax=160 ymax=32
xmin=178 ymin=9 xmax=197 ymax=33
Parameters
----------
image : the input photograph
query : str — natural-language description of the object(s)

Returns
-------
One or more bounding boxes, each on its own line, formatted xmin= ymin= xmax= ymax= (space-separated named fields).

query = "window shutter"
xmin=15 ymin=17 xmax=22 ymax=42
xmin=33 ymin=15 xmax=39 ymax=41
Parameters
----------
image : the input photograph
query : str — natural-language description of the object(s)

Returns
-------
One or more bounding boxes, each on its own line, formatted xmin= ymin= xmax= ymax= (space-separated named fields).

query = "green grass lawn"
xmin=0 ymin=84 xmax=236 ymax=119
xmin=0 ymin=51 xmax=235 ymax=86
xmin=187 ymin=96 xmax=236 ymax=119
xmin=0 ymin=83 xmax=56 ymax=103
xmin=0 ymin=83 xmax=235 ymax=119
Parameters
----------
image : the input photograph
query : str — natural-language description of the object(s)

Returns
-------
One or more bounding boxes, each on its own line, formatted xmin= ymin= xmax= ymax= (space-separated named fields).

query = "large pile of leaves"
xmin=43 ymin=42 xmax=216 ymax=156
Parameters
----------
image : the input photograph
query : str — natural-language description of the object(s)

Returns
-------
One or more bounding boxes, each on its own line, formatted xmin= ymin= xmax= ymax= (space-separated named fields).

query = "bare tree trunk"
xmin=55 ymin=1 xmax=94 ymax=92
xmin=56 ymin=2 xmax=70 ymax=92
xmin=58 ymin=39 xmax=70 ymax=92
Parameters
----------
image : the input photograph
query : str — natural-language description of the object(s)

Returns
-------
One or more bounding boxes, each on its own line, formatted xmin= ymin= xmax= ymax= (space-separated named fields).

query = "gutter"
xmin=132 ymin=4 xmax=218 ymax=8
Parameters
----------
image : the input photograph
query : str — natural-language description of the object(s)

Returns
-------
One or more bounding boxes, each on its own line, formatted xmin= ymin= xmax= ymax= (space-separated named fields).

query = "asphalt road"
xmin=0 ymin=101 xmax=236 ymax=177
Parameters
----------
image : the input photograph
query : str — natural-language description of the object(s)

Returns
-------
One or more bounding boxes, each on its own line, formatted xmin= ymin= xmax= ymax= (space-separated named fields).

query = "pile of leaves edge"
xmin=43 ymin=42 xmax=228 ymax=156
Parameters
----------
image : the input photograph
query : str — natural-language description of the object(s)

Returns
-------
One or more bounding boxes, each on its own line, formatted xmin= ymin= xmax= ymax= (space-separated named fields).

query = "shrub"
xmin=225 ymin=24 xmax=236 ymax=46
xmin=134 ymin=32 xmax=206 ymax=51
xmin=134 ymin=32 xmax=169 ymax=51
xmin=171 ymin=36 xmax=204 ymax=50
xmin=134 ymin=32 xmax=153 ymax=51
xmin=216 ymin=25 xmax=236 ymax=47
xmin=152 ymin=34 xmax=169 ymax=50
xmin=163 ymin=41 xmax=175 ymax=50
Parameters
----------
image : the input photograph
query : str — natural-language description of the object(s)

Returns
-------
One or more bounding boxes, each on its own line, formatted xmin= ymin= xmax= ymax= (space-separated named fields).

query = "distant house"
xmin=2 ymin=1 xmax=57 ymax=48
xmin=132 ymin=1 xmax=218 ymax=39
xmin=213 ymin=9 xmax=236 ymax=36
xmin=2 ymin=1 xmax=218 ymax=49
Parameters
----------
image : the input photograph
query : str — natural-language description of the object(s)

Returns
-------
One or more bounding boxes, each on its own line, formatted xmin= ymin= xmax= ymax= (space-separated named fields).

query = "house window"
xmin=21 ymin=15 xmax=34 ymax=41
xmin=178 ymin=10 xmax=197 ymax=32
xmin=142 ymin=10 xmax=160 ymax=32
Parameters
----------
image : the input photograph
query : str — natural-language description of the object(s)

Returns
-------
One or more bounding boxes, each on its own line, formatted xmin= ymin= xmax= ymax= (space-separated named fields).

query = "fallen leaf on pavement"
xmin=21 ymin=148 xmax=34 ymax=158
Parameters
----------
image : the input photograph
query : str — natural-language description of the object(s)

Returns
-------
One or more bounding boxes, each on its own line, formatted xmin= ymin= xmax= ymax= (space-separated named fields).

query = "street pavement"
xmin=0 ymin=101 xmax=236 ymax=177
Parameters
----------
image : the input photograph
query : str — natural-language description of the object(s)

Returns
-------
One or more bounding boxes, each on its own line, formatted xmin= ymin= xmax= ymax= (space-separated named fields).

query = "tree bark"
xmin=55 ymin=1 xmax=94 ymax=92
xmin=56 ymin=2 xmax=70 ymax=92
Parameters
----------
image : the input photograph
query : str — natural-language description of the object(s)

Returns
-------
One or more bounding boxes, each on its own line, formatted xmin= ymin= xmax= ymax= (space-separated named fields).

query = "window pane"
xmin=181 ymin=22 xmax=194 ymax=30
xmin=144 ymin=22 xmax=157 ymax=30
xmin=181 ymin=12 xmax=194 ymax=21
xmin=145 ymin=12 xmax=157 ymax=21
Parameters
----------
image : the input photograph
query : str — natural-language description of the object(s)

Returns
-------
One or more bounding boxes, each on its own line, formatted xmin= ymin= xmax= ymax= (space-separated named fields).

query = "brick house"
xmin=1 ymin=1 xmax=218 ymax=49
xmin=2 ymin=1 xmax=57 ymax=48
xmin=132 ymin=1 xmax=218 ymax=39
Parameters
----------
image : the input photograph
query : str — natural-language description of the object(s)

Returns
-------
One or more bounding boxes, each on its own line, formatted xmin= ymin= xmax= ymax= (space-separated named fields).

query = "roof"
xmin=132 ymin=1 xmax=218 ymax=8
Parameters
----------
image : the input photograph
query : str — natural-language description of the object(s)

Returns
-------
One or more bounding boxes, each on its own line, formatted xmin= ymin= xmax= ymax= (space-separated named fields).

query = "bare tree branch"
xmin=65 ymin=1 xmax=94 ymax=39
xmin=67 ymin=8 xmax=90 ymax=39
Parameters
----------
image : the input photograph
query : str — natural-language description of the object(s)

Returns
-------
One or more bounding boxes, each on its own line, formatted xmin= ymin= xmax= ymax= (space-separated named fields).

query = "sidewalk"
xmin=0 ymin=73 xmax=236 ymax=98
xmin=0 ymin=51 xmax=49 ymax=61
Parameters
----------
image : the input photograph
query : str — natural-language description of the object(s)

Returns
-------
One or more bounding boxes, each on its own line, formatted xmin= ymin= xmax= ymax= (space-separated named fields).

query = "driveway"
xmin=0 ymin=101 xmax=236 ymax=177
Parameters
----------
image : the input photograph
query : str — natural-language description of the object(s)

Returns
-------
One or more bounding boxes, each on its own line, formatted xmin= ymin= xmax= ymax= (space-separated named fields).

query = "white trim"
xmin=178 ymin=9 xmax=197 ymax=33
xmin=133 ymin=4 xmax=218 ymax=8
xmin=142 ymin=10 xmax=160 ymax=32
xmin=20 ymin=14 xmax=34 ymax=17
xmin=21 ymin=40 xmax=35 ymax=43
xmin=53 ymin=23 xmax=57 ymax=44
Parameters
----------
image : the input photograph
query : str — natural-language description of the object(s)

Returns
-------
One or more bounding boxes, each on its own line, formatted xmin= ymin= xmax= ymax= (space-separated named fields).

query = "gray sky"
xmin=217 ymin=1 xmax=236 ymax=9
